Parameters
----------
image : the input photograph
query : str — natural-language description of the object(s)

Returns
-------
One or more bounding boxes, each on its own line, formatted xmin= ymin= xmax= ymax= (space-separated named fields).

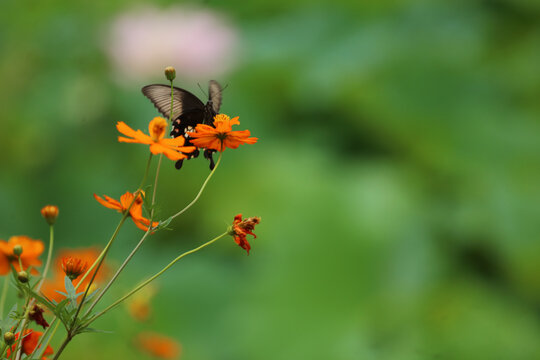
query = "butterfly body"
xmin=142 ymin=81 xmax=222 ymax=169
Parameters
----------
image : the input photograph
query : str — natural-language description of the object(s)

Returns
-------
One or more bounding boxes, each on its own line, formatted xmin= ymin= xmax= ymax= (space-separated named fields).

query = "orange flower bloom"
xmin=0 ymin=236 xmax=44 ymax=275
xmin=136 ymin=332 xmax=181 ymax=359
xmin=6 ymin=330 xmax=53 ymax=360
xmin=117 ymin=117 xmax=196 ymax=160
xmin=42 ymin=248 xmax=109 ymax=303
xmin=62 ymin=257 xmax=87 ymax=280
xmin=230 ymin=214 xmax=261 ymax=255
xmin=94 ymin=191 xmax=158 ymax=231
xmin=188 ymin=114 xmax=258 ymax=152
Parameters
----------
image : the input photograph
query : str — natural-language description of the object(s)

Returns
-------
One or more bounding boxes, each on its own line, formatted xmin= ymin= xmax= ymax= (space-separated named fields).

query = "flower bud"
xmin=4 ymin=331 xmax=15 ymax=345
xmin=41 ymin=205 xmax=59 ymax=225
xmin=62 ymin=257 xmax=87 ymax=281
xmin=13 ymin=245 xmax=23 ymax=256
xmin=17 ymin=271 xmax=29 ymax=283
xmin=164 ymin=66 xmax=176 ymax=81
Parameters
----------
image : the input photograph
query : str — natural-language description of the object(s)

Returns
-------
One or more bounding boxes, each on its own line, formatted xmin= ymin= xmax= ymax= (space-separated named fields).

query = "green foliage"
xmin=1 ymin=0 xmax=540 ymax=359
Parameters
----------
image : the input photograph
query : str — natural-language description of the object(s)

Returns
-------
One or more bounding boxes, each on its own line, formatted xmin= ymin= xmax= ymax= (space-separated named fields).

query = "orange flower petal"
xmin=120 ymin=192 xmax=136 ymax=210
xmin=150 ymin=144 xmax=188 ymax=160
xmin=116 ymin=122 xmax=153 ymax=144
xmin=94 ymin=194 xmax=122 ymax=211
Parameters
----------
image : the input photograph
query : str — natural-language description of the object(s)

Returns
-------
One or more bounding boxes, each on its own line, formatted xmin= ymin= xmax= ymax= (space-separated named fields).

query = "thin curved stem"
xmin=69 ymin=214 xmax=129 ymax=331
xmin=82 ymin=229 xmax=151 ymax=317
xmin=84 ymin=232 xmax=228 ymax=327
xmin=14 ymin=286 xmax=33 ymax=360
xmin=0 ymin=275 xmax=9 ymax=318
xmin=74 ymin=154 xmax=153 ymax=292
xmin=82 ymin=81 xmax=176 ymax=317
xmin=36 ymin=225 xmax=54 ymax=293
xmin=27 ymin=316 xmax=57 ymax=359
xmin=170 ymin=152 xmax=223 ymax=221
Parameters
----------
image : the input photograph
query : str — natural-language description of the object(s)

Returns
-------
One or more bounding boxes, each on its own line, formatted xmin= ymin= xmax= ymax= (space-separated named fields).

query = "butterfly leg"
xmin=204 ymin=149 xmax=217 ymax=170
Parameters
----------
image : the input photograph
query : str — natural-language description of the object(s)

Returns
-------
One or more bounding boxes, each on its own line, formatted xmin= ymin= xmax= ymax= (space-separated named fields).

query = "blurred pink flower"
xmin=106 ymin=6 xmax=239 ymax=82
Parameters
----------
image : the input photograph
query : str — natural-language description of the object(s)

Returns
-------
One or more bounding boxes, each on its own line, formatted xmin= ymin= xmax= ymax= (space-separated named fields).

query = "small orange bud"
xmin=41 ymin=205 xmax=59 ymax=225
xmin=164 ymin=66 xmax=176 ymax=81
xmin=62 ymin=257 xmax=87 ymax=280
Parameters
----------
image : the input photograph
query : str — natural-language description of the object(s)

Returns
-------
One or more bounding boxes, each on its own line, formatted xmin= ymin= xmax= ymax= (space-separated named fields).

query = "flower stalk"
xmin=170 ymin=152 xmax=223 ymax=221
xmin=84 ymin=232 xmax=228 ymax=326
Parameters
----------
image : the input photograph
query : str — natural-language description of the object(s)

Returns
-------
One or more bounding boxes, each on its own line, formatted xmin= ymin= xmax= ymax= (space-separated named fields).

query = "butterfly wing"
xmin=142 ymin=84 xmax=205 ymax=120
xmin=208 ymin=80 xmax=222 ymax=114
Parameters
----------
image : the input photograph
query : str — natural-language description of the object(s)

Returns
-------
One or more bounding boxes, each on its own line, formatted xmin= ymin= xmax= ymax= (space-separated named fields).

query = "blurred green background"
xmin=2 ymin=0 xmax=540 ymax=359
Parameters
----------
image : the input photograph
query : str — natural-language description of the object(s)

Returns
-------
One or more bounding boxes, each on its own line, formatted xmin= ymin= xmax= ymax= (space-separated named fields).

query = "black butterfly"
xmin=141 ymin=80 xmax=223 ymax=170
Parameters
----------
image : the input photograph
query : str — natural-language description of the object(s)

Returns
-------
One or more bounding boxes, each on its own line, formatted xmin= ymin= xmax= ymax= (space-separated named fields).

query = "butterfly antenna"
xmin=197 ymin=83 xmax=208 ymax=97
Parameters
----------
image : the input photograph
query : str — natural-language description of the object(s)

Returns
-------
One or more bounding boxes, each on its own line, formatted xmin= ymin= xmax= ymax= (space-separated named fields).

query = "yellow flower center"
xmin=149 ymin=117 xmax=167 ymax=142
xmin=214 ymin=114 xmax=230 ymax=123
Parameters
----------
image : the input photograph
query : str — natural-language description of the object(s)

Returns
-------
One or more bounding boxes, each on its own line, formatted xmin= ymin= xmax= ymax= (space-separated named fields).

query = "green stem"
xmin=69 ymin=214 xmax=129 ymax=331
xmin=84 ymin=232 xmax=228 ymax=327
xmin=151 ymin=155 xmax=163 ymax=214
xmin=82 ymin=83 xmax=175 ymax=317
xmin=74 ymin=154 xmax=153 ymax=292
xmin=0 ymin=275 xmax=9 ymax=318
xmin=82 ymin=229 xmax=151 ymax=317
xmin=35 ymin=225 xmax=54 ymax=293
xmin=170 ymin=152 xmax=223 ymax=221
xmin=27 ymin=316 xmax=57 ymax=360
xmin=18 ymin=256 xmax=24 ymax=273
xmin=51 ymin=334 xmax=72 ymax=360
xmin=14 ymin=288 xmax=33 ymax=360
xmin=0 ymin=343 xmax=7 ymax=358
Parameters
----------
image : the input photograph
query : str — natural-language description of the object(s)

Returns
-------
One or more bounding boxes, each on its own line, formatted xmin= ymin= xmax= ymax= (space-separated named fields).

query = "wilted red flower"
xmin=0 ymin=236 xmax=44 ymax=275
xmin=94 ymin=190 xmax=158 ymax=231
xmin=28 ymin=304 xmax=50 ymax=329
xmin=117 ymin=117 xmax=196 ymax=160
xmin=6 ymin=330 xmax=53 ymax=360
xmin=188 ymin=114 xmax=258 ymax=152
xmin=229 ymin=214 xmax=261 ymax=255
xmin=62 ymin=257 xmax=87 ymax=280
xmin=136 ymin=332 xmax=181 ymax=359
xmin=41 ymin=248 xmax=109 ymax=303
xmin=40 ymin=205 xmax=59 ymax=225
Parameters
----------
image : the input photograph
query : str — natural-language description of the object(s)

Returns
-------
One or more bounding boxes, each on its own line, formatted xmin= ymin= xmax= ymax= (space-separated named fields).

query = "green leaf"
xmin=76 ymin=327 xmax=113 ymax=334
xmin=154 ymin=216 xmax=173 ymax=231
xmin=64 ymin=276 xmax=76 ymax=299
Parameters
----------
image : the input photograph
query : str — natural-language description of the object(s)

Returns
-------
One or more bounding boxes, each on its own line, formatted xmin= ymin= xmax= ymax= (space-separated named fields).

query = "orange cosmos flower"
xmin=188 ymin=114 xmax=258 ymax=152
xmin=42 ymin=248 xmax=109 ymax=303
xmin=117 ymin=117 xmax=196 ymax=160
xmin=94 ymin=190 xmax=158 ymax=231
xmin=62 ymin=257 xmax=87 ymax=280
xmin=136 ymin=332 xmax=181 ymax=359
xmin=0 ymin=236 xmax=44 ymax=275
xmin=230 ymin=214 xmax=261 ymax=255
xmin=6 ymin=330 xmax=53 ymax=360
